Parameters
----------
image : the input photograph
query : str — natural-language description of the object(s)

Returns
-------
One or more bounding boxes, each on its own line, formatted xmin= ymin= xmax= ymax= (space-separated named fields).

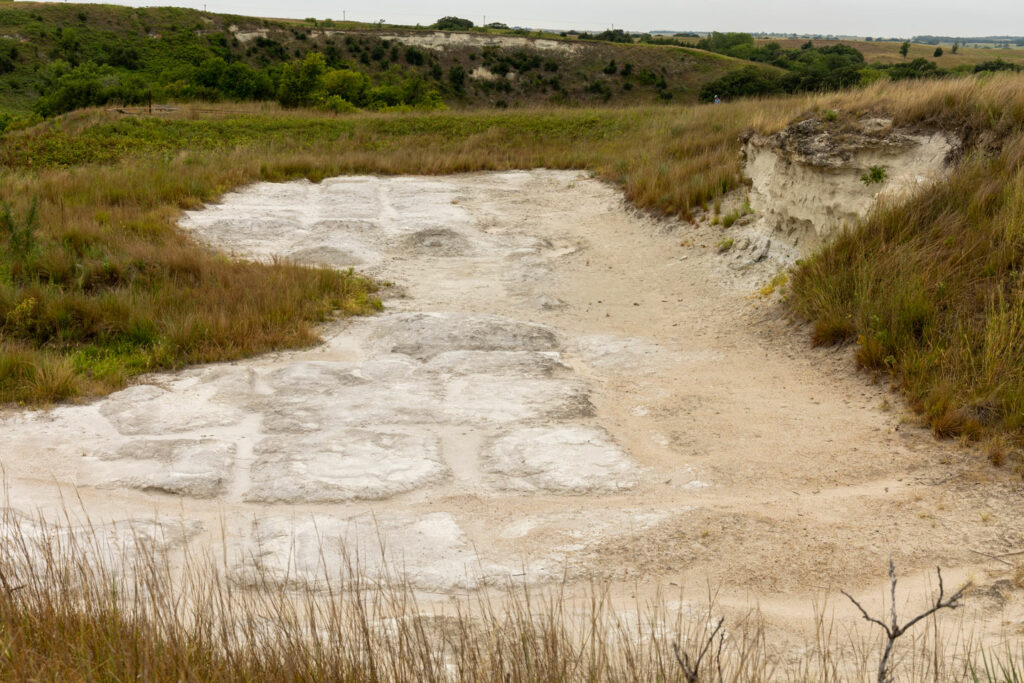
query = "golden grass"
xmin=0 ymin=504 xmax=996 ymax=682
xmin=789 ymin=73 xmax=1024 ymax=442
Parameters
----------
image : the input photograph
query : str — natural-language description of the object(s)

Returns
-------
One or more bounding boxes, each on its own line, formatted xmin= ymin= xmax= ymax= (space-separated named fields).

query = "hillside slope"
xmin=0 ymin=2 xmax=771 ymax=114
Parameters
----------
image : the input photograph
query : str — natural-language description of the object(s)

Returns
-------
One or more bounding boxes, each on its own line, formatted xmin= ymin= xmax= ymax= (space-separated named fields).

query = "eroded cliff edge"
xmin=738 ymin=116 xmax=957 ymax=259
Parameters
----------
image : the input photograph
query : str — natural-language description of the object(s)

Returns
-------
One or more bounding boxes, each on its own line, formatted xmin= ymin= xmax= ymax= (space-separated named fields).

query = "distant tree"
xmin=697 ymin=32 xmax=756 ymax=53
xmin=801 ymin=40 xmax=813 ymax=50
xmin=865 ymin=37 xmax=874 ymax=41
xmin=934 ymin=46 xmax=943 ymax=57
xmin=900 ymin=41 xmax=910 ymax=58
xmin=952 ymin=41 xmax=959 ymax=54
xmin=434 ymin=16 xmax=473 ymax=31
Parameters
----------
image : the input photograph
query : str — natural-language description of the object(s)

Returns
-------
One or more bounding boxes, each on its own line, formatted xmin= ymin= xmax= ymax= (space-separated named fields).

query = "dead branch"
xmin=841 ymin=559 xmax=970 ymax=683
xmin=673 ymin=617 xmax=725 ymax=683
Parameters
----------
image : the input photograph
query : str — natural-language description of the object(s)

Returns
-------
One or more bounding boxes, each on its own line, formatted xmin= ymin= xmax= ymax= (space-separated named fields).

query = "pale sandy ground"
xmin=3 ymin=170 xmax=1023 ymax=659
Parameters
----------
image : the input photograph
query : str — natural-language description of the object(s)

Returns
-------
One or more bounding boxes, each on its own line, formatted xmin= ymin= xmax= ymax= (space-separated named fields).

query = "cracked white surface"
xmin=1 ymin=171 xmax=712 ymax=592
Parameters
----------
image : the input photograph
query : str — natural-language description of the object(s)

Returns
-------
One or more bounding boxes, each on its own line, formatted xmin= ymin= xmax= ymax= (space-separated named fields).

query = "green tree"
xmin=320 ymin=68 xmax=369 ymax=105
xmin=933 ymin=46 xmax=943 ymax=57
xmin=900 ymin=41 xmax=910 ymax=58
xmin=434 ymin=16 xmax=473 ymax=30
xmin=277 ymin=52 xmax=326 ymax=107
xmin=952 ymin=41 xmax=959 ymax=54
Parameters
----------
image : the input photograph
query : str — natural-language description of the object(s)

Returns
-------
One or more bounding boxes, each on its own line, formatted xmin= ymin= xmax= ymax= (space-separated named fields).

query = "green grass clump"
xmin=860 ymin=164 xmax=887 ymax=185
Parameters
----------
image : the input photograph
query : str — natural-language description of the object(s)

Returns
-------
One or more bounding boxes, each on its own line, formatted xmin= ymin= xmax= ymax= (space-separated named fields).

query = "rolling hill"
xmin=0 ymin=2 xmax=774 ymax=115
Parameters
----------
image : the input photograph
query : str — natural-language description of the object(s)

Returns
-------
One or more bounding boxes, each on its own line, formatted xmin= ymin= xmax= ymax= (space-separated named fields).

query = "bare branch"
xmin=842 ymin=562 xmax=971 ymax=683
xmin=840 ymin=589 xmax=891 ymax=637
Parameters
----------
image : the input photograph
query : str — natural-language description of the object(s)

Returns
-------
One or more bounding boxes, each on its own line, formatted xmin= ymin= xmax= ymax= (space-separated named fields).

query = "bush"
xmin=448 ymin=64 xmax=466 ymax=93
xmin=318 ymin=95 xmax=358 ymax=113
xmin=404 ymin=47 xmax=424 ymax=66
xmin=33 ymin=62 xmax=113 ymax=116
xmin=320 ymin=68 xmax=369 ymax=104
xmin=974 ymin=59 xmax=1022 ymax=73
xmin=884 ymin=58 xmax=945 ymax=80
xmin=699 ymin=66 xmax=783 ymax=102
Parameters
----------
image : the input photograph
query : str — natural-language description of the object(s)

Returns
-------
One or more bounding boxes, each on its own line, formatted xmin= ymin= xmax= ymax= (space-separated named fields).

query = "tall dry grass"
xmin=0 ymin=504 xmax=1003 ymax=682
xmin=790 ymin=73 xmax=1024 ymax=443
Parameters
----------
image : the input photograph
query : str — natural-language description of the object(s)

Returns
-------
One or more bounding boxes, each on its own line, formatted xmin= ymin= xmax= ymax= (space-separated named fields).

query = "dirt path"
xmin=3 ymin=170 xmax=1023 ymax=645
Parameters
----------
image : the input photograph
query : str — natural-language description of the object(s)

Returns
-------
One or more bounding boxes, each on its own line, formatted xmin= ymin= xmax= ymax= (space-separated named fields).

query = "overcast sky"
xmin=45 ymin=0 xmax=1024 ymax=37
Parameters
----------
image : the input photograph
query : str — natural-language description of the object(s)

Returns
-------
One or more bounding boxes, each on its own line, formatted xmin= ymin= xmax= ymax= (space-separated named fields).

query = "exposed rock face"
xmin=373 ymin=31 xmax=581 ymax=54
xmin=741 ymin=117 xmax=955 ymax=254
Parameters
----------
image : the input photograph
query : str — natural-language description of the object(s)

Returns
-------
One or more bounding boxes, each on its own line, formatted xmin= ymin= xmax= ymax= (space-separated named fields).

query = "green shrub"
xmin=699 ymin=66 xmax=783 ymax=102
xmin=0 ymin=199 xmax=39 ymax=284
xmin=860 ymin=165 xmax=887 ymax=185
xmin=448 ymin=64 xmax=466 ymax=93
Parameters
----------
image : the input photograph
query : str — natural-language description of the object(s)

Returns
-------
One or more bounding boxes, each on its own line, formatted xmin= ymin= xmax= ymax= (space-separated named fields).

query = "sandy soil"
xmin=3 ymin=169 xmax=1024 ymax=648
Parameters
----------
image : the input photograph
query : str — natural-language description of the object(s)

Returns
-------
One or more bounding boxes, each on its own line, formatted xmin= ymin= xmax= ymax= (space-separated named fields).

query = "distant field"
xmin=756 ymin=37 xmax=1024 ymax=67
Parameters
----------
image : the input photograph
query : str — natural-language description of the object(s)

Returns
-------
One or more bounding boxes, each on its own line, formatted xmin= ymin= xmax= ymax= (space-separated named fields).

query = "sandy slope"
xmin=3 ymin=169 xmax=1023 ymax=646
